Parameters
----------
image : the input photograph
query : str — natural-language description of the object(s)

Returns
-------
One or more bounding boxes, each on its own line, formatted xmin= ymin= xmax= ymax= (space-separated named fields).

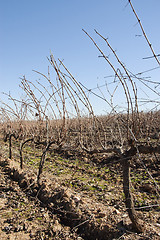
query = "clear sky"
xmin=1 ymin=0 xmax=160 ymax=115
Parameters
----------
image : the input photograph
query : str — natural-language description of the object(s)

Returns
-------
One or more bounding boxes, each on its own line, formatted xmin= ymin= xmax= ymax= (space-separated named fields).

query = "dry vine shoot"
xmin=0 ymin=1 xmax=160 ymax=239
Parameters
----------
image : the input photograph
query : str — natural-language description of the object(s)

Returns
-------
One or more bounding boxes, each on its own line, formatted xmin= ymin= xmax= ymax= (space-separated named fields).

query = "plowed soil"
xmin=0 ymin=140 xmax=160 ymax=239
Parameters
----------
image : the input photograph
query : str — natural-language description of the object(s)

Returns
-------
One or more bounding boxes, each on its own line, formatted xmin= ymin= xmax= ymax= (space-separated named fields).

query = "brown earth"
xmin=0 ymin=138 xmax=160 ymax=239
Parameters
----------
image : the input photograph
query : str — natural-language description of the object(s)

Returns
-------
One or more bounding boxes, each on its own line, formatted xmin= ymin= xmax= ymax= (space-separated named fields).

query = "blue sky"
xmin=1 ymin=0 xmax=160 ymax=115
